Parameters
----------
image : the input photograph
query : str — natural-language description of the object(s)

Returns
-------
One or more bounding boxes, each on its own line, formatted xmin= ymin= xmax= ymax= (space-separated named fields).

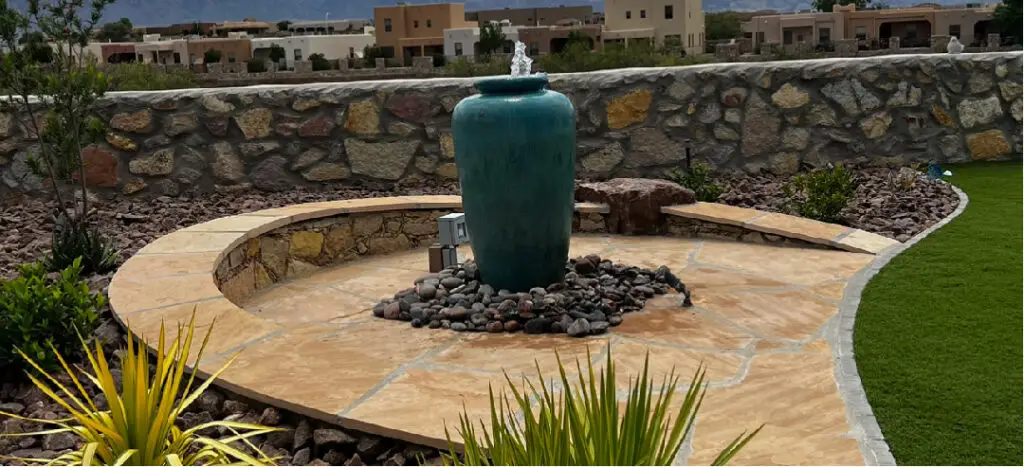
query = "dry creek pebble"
xmin=372 ymin=254 xmax=692 ymax=336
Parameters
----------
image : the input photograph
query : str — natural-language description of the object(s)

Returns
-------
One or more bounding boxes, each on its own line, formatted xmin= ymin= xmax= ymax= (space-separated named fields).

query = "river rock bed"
xmin=372 ymin=255 xmax=692 ymax=337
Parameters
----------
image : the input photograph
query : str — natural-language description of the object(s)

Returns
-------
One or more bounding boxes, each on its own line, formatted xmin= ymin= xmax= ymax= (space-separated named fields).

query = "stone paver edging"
xmin=108 ymin=195 xmax=905 ymax=463
xmin=832 ymin=183 xmax=969 ymax=466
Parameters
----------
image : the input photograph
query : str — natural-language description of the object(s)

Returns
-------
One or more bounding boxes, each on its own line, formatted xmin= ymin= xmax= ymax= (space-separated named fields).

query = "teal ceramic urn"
xmin=452 ymin=75 xmax=576 ymax=292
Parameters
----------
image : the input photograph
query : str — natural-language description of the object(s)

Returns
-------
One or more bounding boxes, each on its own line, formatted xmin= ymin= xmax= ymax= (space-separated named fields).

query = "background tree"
xmin=268 ymin=44 xmax=286 ymax=64
xmin=276 ymin=20 xmax=291 ymax=32
xmin=203 ymin=49 xmax=222 ymax=64
xmin=188 ymin=22 xmax=202 ymax=36
xmin=98 ymin=16 xmax=133 ymax=42
xmin=704 ymin=12 xmax=743 ymax=41
xmin=811 ymin=0 xmax=870 ymax=12
xmin=993 ymin=0 xmax=1022 ymax=40
xmin=478 ymin=22 xmax=506 ymax=56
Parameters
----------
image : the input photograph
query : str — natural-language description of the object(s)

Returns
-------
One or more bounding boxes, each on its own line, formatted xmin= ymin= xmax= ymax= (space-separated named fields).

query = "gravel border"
xmin=832 ymin=181 xmax=969 ymax=466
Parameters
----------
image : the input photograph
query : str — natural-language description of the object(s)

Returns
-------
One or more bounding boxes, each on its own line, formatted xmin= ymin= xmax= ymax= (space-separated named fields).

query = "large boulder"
xmin=575 ymin=178 xmax=695 ymax=234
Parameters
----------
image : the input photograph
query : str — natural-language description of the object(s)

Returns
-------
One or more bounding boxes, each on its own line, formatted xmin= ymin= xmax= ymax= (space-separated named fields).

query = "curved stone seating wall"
xmin=209 ymin=197 xmax=899 ymax=305
xmin=2 ymin=52 xmax=1020 ymax=197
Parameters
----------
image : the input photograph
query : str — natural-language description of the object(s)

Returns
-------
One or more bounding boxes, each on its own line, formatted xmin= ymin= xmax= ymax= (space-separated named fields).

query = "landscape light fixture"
xmin=429 ymin=213 xmax=470 ymax=272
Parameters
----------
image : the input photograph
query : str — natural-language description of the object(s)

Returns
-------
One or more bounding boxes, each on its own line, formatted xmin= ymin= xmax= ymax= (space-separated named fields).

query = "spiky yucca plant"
xmin=0 ymin=311 xmax=280 ymax=466
xmin=443 ymin=350 xmax=761 ymax=466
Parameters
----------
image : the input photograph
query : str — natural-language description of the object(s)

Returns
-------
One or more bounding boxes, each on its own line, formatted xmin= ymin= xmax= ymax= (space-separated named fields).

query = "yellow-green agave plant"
xmin=0 ymin=309 xmax=281 ymax=466
xmin=442 ymin=349 xmax=762 ymax=466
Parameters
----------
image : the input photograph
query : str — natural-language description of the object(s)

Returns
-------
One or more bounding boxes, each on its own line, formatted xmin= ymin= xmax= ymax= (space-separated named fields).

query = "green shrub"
xmin=669 ymin=162 xmax=725 ymax=202
xmin=782 ymin=164 xmax=858 ymax=224
xmin=443 ymin=350 xmax=760 ymax=466
xmin=105 ymin=62 xmax=196 ymax=91
xmin=0 ymin=258 xmax=105 ymax=374
xmin=246 ymin=59 xmax=267 ymax=73
xmin=538 ymin=42 xmax=711 ymax=74
xmin=309 ymin=53 xmax=332 ymax=71
xmin=46 ymin=218 xmax=119 ymax=275
xmin=203 ymin=49 xmax=222 ymax=64
xmin=444 ymin=56 xmax=511 ymax=77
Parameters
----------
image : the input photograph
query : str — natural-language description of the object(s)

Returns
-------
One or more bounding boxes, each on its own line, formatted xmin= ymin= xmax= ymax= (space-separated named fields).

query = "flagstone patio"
xmin=107 ymin=196 xmax=900 ymax=465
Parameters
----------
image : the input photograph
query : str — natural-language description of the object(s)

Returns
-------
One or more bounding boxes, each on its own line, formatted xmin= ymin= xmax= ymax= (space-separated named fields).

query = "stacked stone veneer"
xmin=215 ymin=206 xmax=836 ymax=303
xmin=2 ymin=52 xmax=1020 ymax=197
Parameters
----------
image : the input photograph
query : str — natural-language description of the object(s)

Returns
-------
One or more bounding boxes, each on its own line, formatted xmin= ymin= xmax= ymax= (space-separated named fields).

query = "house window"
xmin=626 ymin=10 xmax=631 ymax=19
xmin=819 ymin=27 xmax=831 ymax=42
xmin=349 ymin=46 xmax=355 ymax=58
xmin=173 ymin=52 xmax=181 ymax=63
xmin=227 ymin=52 xmax=236 ymax=63
xmin=413 ymin=20 xmax=419 ymax=28
xmin=756 ymin=32 xmax=765 ymax=43
xmin=384 ymin=18 xmax=392 ymax=32
xmin=640 ymin=10 xmax=646 ymax=18
xmin=293 ymin=49 xmax=302 ymax=61
xmin=855 ymin=26 xmax=867 ymax=40
xmin=665 ymin=5 xmax=674 ymax=19
xmin=189 ymin=53 xmax=196 ymax=64
xmin=426 ymin=19 xmax=432 ymax=28
xmin=688 ymin=33 xmax=693 ymax=47
xmin=454 ymin=42 xmax=463 ymax=55
xmin=529 ymin=41 xmax=539 ymax=55
xmin=783 ymin=30 xmax=793 ymax=44
xmin=949 ymin=24 xmax=961 ymax=38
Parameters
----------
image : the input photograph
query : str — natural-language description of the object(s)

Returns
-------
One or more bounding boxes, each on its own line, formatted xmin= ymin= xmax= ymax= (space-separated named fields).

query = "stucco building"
xmin=374 ymin=2 xmax=476 ymax=63
xmin=286 ymin=19 xmax=372 ymax=35
xmin=186 ymin=38 xmax=253 ymax=64
xmin=465 ymin=5 xmax=595 ymax=26
xmin=603 ymin=0 xmax=705 ymax=55
xmin=252 ymin=34 xmax=376 ymax=68
xmin=741 ymin=4 xmax=997 ymax=47
xmin=443 ymin=22 xmax=522 ymax=58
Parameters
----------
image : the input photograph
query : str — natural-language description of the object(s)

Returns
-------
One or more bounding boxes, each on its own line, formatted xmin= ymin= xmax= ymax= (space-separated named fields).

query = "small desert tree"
xmin=478 ymin=21 xmax=506 ymax=56
xmin=268 ymin=43 xmax=286 ymax=64
xmin=203 ymin=48 xmax=222 ymax=64
xmin=0 ymin=0 xmax=119 ymax=274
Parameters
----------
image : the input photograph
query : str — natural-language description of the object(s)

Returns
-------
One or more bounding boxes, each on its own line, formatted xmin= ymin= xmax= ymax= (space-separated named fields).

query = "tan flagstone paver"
xmin=694 ymin=289 xmax=841 ymax=340
xmin=696 ymin=240 xmax=874 ymax=286
xmin=108 ymin=274 xmax=223 ymax=314
xmin=688 ymin=352 xmax=864 ymax=466
xmin=137 ymin=231 xmax=246 ymax=255
xmin=114 ymin=251 xmax=221 ymax=280
xmin=662 ymin=202 xmax=764 ymax=226
xmin=744 ymin=212 xmax=850 ymax=245
xmin=107 ymin=196 xmax=902 ymax=465
xmin=835 ymin=228 xmax=902 ymax=254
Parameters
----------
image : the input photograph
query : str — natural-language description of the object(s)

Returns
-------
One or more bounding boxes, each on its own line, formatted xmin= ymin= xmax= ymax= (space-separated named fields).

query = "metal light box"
xmin=438 ymin=213 xmax=470 ymax=246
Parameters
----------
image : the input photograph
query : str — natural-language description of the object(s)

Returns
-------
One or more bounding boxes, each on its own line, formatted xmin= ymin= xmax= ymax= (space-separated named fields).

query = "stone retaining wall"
xmin=2 ymin=52 xmax=1020 ymax=197
xmin=214 ymin=205 xmax=841 ymax=303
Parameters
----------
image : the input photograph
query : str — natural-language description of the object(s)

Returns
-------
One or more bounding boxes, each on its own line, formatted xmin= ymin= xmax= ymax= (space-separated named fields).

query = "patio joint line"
xmin=117 ymin=295 xmax=225 ymax=316
xmin=336 ymin=334 xmax=462 ymax=418
xmin=831 ymin=183 xmax=968 ymax=467
xmin=198 ymin=329 xmax=285 ymax=365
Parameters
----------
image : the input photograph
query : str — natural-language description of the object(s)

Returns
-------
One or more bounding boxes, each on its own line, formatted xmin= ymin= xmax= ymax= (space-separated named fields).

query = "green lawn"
xmin=854 ymin=162 xmax=1023 ymax=466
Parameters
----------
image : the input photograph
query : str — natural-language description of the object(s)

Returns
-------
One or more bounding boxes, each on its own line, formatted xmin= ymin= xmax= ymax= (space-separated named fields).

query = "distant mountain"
xmin=7 ymin=0 xmax=972 ymax=27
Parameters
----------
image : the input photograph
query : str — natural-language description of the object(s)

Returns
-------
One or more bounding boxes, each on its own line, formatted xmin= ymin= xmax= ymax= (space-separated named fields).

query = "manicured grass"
xmin=854 ymin=162 xmax=1022 ymax=465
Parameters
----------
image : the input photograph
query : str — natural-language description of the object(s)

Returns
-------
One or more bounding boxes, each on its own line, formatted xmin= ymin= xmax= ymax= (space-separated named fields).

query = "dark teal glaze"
xmin=452 ymin=74 xmax=576 ymax=292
